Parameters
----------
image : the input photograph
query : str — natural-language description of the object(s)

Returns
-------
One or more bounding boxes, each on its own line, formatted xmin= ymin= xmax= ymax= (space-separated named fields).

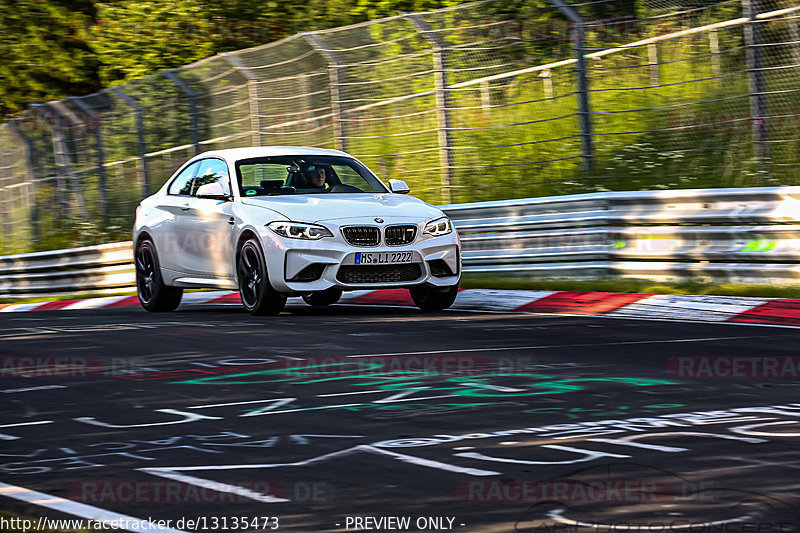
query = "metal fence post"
xmin=30 ymin=103 xmax=71 ymax=216
xmin=68 ymin=96 xmax=108 ymax=220
xmin=110 ymin=86 xmax=150 ymax=197
xmin=48 ymin=101 xmax=89 ymax=218
xmin=219 ymin=53 xmax=263 ymax=146
xmin=548 ymin=0 xmax=594 ymax=174
xmin=6 ymin=120 xmax=39 ymax=245
xmin=407 ymin=14 xmax=453 ymax=205
xmin=0 ymin=143 xmax=14 ymax=244
xmin=163 ymin=70 xmax=202 ymax=155
xmin=303 ymin=33 xmax=347 ymax=153
xmin=743 ymin=0 xmax=771 ymax=185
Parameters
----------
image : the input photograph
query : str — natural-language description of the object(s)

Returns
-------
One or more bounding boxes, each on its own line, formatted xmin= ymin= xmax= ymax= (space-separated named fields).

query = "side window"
xmin=194 ymin=159 xmax=231 ymax=196
xmin=168 ymin=162 xmax=200 ymax=196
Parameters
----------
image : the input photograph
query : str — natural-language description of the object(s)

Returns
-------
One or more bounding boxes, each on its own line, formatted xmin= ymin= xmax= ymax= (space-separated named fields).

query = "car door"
xmin=151 ymin=161 xmax=200 ymax=275
xmin=175 ymin=157 xmax=237 ymax=279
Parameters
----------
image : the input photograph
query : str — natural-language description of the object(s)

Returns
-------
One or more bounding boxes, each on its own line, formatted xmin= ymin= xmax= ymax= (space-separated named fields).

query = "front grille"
xmin=428 ymin=259 xmax=455 ymax=277
xmin=289 ymin=263 xmax=325 ymax=282
xmin=342 ymin=226 xmax=380 ymax=246
xmin=385 ymin=225 xmax=417 ymax=246
xmin=337 ymin=264 xmax=422 ymax=284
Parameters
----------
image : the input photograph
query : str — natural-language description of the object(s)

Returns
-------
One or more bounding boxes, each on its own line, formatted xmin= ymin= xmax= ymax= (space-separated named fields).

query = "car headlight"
xmin=267 ymin=221 xmax=333 ymax=240
xmin=423 ymin=216 xmax=452 ymax=237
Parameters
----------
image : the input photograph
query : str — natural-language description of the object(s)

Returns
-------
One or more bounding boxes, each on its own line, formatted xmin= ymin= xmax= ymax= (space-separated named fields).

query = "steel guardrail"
xmin=2 ymin=186 xmax=800 ymax=297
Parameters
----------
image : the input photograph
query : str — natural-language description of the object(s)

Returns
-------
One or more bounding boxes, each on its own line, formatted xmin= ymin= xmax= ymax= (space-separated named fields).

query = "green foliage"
xmin=89 ymin=0 xmax=217 ymax=85
xmin=0 ymin=0 xmax=100 ymax=113
xmin=0 ymin=0 xmax=475 ymax=111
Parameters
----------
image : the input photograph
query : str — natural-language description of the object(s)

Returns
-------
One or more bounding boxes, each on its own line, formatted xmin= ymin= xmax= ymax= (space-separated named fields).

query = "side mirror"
xmin=388 ymin=179 xmax=410 ymax=194
xmin=196 ymin=182 xmax=229 ymax=200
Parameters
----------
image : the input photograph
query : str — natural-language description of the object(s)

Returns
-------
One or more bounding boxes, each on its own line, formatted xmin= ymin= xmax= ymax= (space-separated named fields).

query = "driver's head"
xmin=308 ymin=165 xmax=326 ymax=188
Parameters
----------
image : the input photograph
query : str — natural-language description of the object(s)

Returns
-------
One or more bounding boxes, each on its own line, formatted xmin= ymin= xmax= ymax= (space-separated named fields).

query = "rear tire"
xmin=135 ymin=238 xmax=183 ymax=312
xmin=237 ymin=238 xmax=286 ymax=316
xmin=409 ymin=283 xmax=458 ymax=311
xmin=302 ymin=287 xmax=343 ymax=307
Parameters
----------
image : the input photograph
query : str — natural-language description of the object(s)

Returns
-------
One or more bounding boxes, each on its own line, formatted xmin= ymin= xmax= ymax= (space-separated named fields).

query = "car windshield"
xmin=235 ymin=155 xmax=387 ymax=197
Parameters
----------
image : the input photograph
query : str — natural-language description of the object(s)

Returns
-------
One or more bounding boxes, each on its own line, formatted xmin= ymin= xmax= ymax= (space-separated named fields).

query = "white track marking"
xmin=547 ymin=507 xmax=751 ymax=530
xmin=0 ymin=303 xmax=50 ymax=313
xmin=137 ymin=469 xmax=288 ymax=503
xmin=360 ymin=445 xmax=499 ymax=476
xmin=177 ymin=291 xmax=234 ymax=305
xmin=317 ymin=389 xmax=386 ymax=397
xmin=141 ymin=444 xmax=499 ymax=498
xmin=1 ymin=385 xmax=66 ymax=393
xmin=187 ymin=398 xmax=294 ymax=410
xmin=0 ymin=481 xmax=187 ymax=532
xmin=346 ymin=336 xmax=765 ymax=358
xmin=61 ymin=296 xmax=132 ymax=310
xmin=0 ymin=420 xmax=53 ymax=441
xmin=451 ymin=289 xmax=556 ymax=311
xmin=607 ymin=294 xmax=771 ymax=322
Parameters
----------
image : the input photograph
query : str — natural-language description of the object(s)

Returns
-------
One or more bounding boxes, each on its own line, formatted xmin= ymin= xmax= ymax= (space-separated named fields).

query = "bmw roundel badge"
xmin=374 ymin=218 xmax=384 ymax=223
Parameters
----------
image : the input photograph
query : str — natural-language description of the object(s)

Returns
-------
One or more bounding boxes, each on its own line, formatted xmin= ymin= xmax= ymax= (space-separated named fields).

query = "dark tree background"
xmin=0 ymin=0 xmax=639 ymax=115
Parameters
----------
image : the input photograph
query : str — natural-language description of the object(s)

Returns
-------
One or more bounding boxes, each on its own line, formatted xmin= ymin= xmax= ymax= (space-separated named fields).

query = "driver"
xmin=306 ymin=165 xmax=327 ymax=190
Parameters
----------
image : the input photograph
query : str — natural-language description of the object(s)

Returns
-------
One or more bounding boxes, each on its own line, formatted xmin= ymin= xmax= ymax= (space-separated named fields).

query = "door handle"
xmin=181 ymin=203 xmax=191 ymax=211
xmin=228 ymin=217 xmax=235 ymax=225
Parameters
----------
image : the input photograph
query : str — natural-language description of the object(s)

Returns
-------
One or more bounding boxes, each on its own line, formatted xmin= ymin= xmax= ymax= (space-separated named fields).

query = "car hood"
xmin=241 ymin=193 xmax=444 ymax=224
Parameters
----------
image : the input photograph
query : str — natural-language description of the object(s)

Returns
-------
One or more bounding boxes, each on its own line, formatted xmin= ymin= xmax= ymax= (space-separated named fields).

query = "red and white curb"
xmin=2 ymin=289 xmax=800 ymax=327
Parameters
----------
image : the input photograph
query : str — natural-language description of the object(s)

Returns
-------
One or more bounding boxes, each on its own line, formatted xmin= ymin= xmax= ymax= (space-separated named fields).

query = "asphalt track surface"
xmin=1 ymin=302 xmax=800 ymax=532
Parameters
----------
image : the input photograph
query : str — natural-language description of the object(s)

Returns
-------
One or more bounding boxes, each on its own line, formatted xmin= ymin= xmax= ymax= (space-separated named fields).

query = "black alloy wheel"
xmin=135 ymin=238 xmax=183 ymax=312
xmin=237 ymin=238 xmax=286 ymax=315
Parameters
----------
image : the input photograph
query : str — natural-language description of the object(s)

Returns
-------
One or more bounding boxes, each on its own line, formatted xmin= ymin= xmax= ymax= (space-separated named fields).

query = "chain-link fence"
xmin=1 ymin=0 xmax=798 ymax=254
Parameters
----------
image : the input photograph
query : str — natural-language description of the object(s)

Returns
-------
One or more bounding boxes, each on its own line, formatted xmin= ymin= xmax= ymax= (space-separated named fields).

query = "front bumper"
xmin=258 ymin=222 xmax=461 ymax=293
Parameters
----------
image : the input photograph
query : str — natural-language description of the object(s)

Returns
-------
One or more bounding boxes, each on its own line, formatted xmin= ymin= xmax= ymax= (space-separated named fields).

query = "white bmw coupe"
xmin=133 ymin=147 xmax=460 ymax=315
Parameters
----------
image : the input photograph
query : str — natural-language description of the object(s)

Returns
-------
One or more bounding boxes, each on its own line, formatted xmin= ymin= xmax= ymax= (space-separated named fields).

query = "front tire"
xmin=302 ymin=287 xmax=343 ymax=307
xmin=135 ymin=238 xmax=183 ymax=312
xmin=237 ymin=238 xmax=286 ymax=316
xmin=409 ymin=283 xmax=458 ymax=311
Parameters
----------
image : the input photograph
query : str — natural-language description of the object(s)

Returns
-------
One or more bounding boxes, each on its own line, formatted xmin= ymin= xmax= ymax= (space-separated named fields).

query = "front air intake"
xmin=342 ymin=226 xmax=380 ymax=246
xmin=384 ymin=225 xmax=417 ymax=246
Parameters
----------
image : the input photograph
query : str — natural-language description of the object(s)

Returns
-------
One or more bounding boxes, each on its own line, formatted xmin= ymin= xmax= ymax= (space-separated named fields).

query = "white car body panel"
xmin=134 ymin=147 xmax=460 ymax=296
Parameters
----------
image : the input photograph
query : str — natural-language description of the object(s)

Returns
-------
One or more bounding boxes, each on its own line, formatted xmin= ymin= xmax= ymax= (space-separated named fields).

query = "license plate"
xmin=354 ymin=251 xmax=413 ymax=265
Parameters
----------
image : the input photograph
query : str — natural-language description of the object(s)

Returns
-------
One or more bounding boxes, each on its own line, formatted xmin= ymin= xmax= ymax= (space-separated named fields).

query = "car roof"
xmin=196 ymin=146 xmax=351 ymax=162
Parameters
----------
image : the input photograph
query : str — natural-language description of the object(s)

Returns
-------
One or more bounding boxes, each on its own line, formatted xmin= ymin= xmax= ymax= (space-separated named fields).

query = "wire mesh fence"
xmin=0 ymin=0 xmax=798 ymax=254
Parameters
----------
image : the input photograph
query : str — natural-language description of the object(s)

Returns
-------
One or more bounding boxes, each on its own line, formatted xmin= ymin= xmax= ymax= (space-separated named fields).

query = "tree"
xmin=0 ymin=0 xmax=100 ymax=113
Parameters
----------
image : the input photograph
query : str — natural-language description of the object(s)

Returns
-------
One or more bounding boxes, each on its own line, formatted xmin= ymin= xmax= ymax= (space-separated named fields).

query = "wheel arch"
xmin=134 ymin=230 xmax=154 ymax=250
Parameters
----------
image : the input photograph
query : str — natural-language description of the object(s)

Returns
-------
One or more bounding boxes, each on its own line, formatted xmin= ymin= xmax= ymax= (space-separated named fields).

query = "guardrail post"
xmin=548 ymin=0 xmax=594 ymax=174
xmin=110 ymin=86 xmax=150 ymax=197
xmin=743 ymin=0 xmax=771 ymax=185
xmin=68 ymin=96 xmax=108 ymax=221
xmin=219 ymin=53 xmax=263 ymax=147
xmin=302 ymin=33 xmax=347 ymax=153
xmin=162 ymin=70 xmax=202 ymax=155
xmin=6 ymin=120 xmax=39 ymax=245
xmin=407 ymin=14 xmax=453 ymax=205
